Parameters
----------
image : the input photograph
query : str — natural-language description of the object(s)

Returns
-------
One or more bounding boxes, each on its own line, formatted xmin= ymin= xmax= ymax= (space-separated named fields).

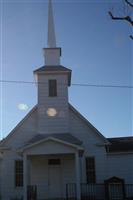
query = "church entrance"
xmin=48 ymin=159 xmax=62 ymax=199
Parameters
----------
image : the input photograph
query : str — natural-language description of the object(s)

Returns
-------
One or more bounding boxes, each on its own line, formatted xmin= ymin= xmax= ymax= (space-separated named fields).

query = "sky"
xmin=0 ymin=0 xmax=132 ymax=139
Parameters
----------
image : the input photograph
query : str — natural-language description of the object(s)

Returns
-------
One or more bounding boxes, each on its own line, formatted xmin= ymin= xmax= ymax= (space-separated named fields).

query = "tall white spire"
xmin=44 ymin=0 xmax=61 ymax=65
xmin=47 ymin=0 xmax=56 ymax=48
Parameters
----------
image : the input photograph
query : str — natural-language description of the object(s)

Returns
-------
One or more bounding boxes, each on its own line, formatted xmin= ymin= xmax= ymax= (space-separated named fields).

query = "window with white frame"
xmin=15 ymin=160 xmax=23 ymax=187
xmin=86 ymin=157 xmax=96 ymax=184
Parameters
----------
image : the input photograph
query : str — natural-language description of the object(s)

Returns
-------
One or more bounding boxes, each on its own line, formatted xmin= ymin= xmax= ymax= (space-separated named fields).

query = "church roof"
xmin=34 ymin=65 xmax=71 ymax=73
xmin=34 ymin=65 xmax=72 ymax=86
xmin=26 ymin=133 xmax=82 ymax=146
xmin=107 ymin=136 xmax=133 ymax=152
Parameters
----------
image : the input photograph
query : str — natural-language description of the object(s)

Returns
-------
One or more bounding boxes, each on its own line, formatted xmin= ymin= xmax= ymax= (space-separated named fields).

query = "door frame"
xmin=48 ymin=158 xmax=63 ymax=198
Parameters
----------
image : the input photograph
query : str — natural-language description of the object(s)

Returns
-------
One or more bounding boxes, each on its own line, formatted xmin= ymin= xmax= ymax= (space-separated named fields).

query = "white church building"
xmin=0 ymin=1 xmax=133 ymax=200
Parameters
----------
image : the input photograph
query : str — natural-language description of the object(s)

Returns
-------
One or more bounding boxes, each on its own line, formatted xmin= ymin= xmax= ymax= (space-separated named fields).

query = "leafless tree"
xmin=108 ymin=0 xmax=133 ymax=39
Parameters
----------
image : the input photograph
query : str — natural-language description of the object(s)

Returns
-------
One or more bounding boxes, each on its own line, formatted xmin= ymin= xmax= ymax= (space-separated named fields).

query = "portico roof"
xmin=27 ymin=133 xmax=82 ymax=146
xmin=18 ymin=133 xmax=83 ymax=153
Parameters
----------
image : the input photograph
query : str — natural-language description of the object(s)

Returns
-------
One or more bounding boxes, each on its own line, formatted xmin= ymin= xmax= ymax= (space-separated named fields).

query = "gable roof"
xmin=1 ymin=103 xmax=109 ymax=148
xmin=26 ymin=133 xmax=82 ymax=146
xmin=18 ymin=135 xmax=84 ymax=153
xmin=0 ymin=106 xmax=37 ymax=146
xmin=69 ymin=103 xmax=109 ymax=144
xmin=107 ymin=137 xmax=133 ymax=153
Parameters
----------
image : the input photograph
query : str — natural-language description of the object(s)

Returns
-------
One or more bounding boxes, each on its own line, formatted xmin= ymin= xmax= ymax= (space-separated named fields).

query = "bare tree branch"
xmin=125 ymin=0 xmax=133 ymax=7
xmin=108 ymin=11 xmax=133 ymax=26
xmin=108 ymin=0 xmax=133 ymax=40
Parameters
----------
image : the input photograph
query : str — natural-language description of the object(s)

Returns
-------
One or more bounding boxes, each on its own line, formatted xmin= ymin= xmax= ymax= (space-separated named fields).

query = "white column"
xmin=81 ymin=156 xmax=86 ymax=183
xmin=75 ymin=152 xmax=81 ymax=200
xmin=80 ymin=156 xmax=82 ymax=182
xmin=23 ymin=154 xmax=28 ymax=200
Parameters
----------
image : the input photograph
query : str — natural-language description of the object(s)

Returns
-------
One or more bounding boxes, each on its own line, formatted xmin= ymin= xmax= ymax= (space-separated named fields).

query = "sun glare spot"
xmin=17 ymin=103 xmax=29 ymax=111
xmin=47 ymin=108 xmax=57 ymax=117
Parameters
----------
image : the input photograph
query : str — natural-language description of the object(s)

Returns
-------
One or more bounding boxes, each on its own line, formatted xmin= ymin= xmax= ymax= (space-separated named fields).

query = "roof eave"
xmin=69 ymin=103 xmax=109 ymax=144
xmin=18 ymin=136 xmax=84 ymax=153
xmin=33 ymin=68 xmax=72 ymax=86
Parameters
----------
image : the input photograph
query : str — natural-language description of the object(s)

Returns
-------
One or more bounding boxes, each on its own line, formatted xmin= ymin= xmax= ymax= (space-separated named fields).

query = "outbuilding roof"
xmin=107 ymin=136 xmax=133 ymax=152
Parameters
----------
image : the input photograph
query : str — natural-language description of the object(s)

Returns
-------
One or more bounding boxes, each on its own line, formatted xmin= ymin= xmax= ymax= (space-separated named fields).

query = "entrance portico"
xmin=19 ymin=135 xmax=84 ymax=200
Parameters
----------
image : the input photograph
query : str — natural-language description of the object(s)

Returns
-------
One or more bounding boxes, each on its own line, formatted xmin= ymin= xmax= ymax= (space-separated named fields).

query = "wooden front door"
xmin=48 ymin=159 xmax=62 ymax=198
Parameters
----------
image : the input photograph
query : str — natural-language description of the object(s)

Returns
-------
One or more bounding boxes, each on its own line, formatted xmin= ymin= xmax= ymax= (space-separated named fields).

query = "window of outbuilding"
xmin=15 ymin=160 xmax=23 ymax=187
xmin=49 ymin=79 xmax=57 ymax=97
xmin=86 ymin=157 xmax=96 ymax=184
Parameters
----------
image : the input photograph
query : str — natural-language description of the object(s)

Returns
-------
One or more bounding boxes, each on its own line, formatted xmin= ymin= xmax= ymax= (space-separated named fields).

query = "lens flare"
xmin=47 ymin=108 xmax=57 ymax=117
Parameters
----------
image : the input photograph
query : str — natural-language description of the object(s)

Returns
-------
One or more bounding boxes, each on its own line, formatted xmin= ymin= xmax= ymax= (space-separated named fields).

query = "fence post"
xmin=75 ymin=152 xmax=81 ymax=200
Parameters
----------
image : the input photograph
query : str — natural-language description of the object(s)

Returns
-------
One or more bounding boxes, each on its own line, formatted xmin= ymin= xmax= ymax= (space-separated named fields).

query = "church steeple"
xmin=47 ymin=0 xmax=56 ymax=48
xmin=34 ymin=0 xmax=71 ymax=134
xmin=44 ymin=0 xmax=61 ymax=66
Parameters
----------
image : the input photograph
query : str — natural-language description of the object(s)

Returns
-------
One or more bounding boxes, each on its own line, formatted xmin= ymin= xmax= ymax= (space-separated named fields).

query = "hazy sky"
xmin=0 ymin=0 xmax=132 ymax=139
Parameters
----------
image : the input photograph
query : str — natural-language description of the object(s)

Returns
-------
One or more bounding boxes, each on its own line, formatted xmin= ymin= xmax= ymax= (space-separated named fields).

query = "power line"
xmin=72 ymin=83 xmax=133 ymax=89
xmin=0 ymin=80 xmax=36 ymax=84
xmin=0 ymin=79 xmax=133 ymax=89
